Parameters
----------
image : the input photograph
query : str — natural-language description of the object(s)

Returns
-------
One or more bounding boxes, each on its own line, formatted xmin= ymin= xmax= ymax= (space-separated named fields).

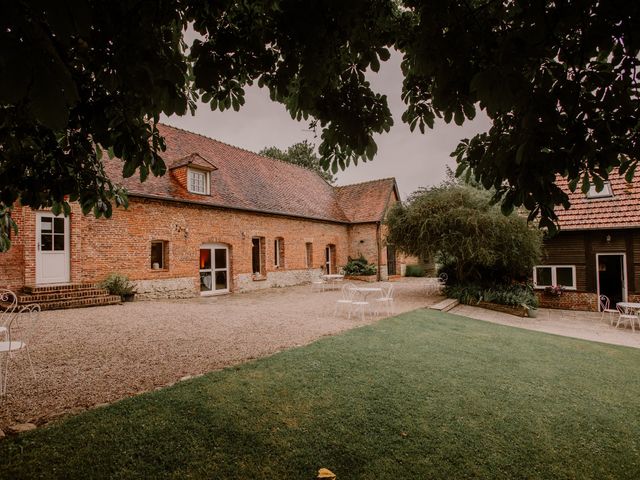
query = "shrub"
xmin=100 ymin=273 xmax=136 ymax=296
xmin=343 ymin=255 xmax=377 ymax=276
xmin=445 ymin=282 xmax=538 ymax=308
xmin=405 ymin=264 xmax=427 ymax=277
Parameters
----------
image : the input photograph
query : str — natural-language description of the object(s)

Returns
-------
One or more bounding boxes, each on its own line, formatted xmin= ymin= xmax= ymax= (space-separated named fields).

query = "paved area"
xmin=451 ymin=304 xmax=640 ymax=349
xmin=0 ymin=279 xmax=439 ymax=430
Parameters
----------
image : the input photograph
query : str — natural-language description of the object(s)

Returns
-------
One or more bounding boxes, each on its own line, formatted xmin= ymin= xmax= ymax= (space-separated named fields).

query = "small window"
xmin=533 ymin=265 xmax=576 ymax=289
xmin=586 ymin=181 xmax=613 ymax=199
xmin=305 ymin=242 xmax=313 ymax=268
xmin=187 ymin=168 xmax=210 ymax=195
xmin=274 ymin=237 xmax=284 ymax=268
xmin=251 ymin=237 xmax=265 ymax=276
xmin=151 ymin=241 xmax=168 ymax=269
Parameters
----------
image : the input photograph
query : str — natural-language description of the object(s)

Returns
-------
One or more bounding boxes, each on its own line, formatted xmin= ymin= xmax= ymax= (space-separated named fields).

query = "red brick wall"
xmin=0 ymin=207 xmax=25 ymax=290
xmin=8 ymin=198 xmax=352 ymax=292
xmin=536 ymin=291 xmax=599 ymax=311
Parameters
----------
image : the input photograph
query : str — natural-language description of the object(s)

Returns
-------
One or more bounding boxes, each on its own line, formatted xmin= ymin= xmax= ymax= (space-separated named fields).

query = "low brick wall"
xmin=536 ymin=291 xmax=599 ymax=311
xmin=344 ymin=275 xmax=377 ymax=283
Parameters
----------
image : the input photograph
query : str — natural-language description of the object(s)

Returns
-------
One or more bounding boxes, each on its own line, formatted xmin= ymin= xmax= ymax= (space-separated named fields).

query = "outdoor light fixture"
xmin=606 ymin=234 xmax=612 ymax=243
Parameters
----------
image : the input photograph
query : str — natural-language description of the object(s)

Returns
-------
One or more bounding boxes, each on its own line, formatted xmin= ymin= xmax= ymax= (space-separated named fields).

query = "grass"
xmin=1 ymin=309 xmax=640 ymax=479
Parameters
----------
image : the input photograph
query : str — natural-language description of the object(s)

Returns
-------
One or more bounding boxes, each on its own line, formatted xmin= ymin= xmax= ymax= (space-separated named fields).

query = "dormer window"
xmin=586 ymin=181 xmax=613 ymax=199
xmin=188 ymin=168 xmax=210 ymax=195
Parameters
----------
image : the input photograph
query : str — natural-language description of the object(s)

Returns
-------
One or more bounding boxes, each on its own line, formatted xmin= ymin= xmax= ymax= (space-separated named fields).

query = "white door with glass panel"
xmin=36 ymin=213 xmax=70 ymax=284
xmin=199 ymin=244 xmax=230 ymax=294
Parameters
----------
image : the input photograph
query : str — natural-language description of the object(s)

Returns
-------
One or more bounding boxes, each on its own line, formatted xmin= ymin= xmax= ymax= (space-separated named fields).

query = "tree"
xmin=259 ymin=141 xmax=336 ymax=184
xmin=385 ymin=185 xmax=543 ymax=285
xmin=1 ymin=1 xmax=639 ymax=250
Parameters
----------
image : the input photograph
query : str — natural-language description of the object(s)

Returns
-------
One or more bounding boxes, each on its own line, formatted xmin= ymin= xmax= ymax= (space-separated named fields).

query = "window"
xmin=533 ymin=265 xmax=576 ymax=289
xmin=187 ymin=168 xmax=210 ymax=195
xmin=305 ymin=243 xmax=313 ymax=268
xmin=586 ymin=181 xmax=613 ymax=199
xmin=151 ymin=241 xmax=167 ymax=269
xmin=274 ymin=237 xmax=284 ymax=268
xmin=251 ymin=237 xmax=265 ymax=276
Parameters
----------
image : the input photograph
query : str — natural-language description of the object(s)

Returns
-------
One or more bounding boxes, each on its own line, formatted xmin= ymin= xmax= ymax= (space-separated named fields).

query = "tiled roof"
xmin=334 ymin=178 xmax=399 ymax=223
xmin=555 ymin=171 xmax=640 ymax=230
xmin=103 ymin=124 xmax=396 ymax=224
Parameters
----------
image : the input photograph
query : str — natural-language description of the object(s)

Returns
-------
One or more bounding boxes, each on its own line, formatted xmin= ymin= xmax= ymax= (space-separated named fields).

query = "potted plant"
xmin=101 ymin=273 xmax=137 ymax=302
xmin=544 ymin=285 xmax=564 ymax=297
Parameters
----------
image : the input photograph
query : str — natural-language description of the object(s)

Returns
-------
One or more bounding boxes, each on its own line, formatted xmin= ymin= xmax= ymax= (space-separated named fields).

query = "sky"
xmin=162 ymin=53 xmax=491 ymax=199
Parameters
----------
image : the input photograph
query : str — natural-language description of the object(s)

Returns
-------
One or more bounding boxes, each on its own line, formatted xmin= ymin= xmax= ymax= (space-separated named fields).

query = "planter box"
xmin=477 ymin=301 xmax=528 ymax=317
xmin=344 ymin=275 xmax=377 ymax=283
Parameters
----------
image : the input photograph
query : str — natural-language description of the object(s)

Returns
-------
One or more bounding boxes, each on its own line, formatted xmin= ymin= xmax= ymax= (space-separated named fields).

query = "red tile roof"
xmin=103 ymin=124 xmax=397 ymax=224
xmin=334 ymin=178 xmax=399 ymax=223
xmin=555 ymin=171 xmax=640 ymax=230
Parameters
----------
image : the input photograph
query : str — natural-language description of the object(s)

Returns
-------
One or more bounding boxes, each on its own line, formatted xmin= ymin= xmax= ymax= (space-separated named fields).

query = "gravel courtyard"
xmin=0 ymin=279 xmax=439 ymax=430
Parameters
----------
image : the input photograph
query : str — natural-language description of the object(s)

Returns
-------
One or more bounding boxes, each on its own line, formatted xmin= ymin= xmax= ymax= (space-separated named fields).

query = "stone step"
xmin=34 ymin=295 xmax=122 ymax=311
xmin=17 ymin=288 xmax=112 ymax=305
xmin=22 ymin=283 xmax=98 ymax=295
xmin=430 ymin=298 xmax=459 ymax=312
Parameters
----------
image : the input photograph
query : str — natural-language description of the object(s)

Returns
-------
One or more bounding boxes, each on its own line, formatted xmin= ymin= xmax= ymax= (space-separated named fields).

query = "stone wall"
xmin=235 ymin=268 xmax=322 ymax=292
xmin=133 ymin=277 xmax=198 ymax=299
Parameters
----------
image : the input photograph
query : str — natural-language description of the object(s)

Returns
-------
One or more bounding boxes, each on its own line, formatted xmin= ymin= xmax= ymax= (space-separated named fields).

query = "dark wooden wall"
xmin=542 ymin=229 xmax=640 ymax=294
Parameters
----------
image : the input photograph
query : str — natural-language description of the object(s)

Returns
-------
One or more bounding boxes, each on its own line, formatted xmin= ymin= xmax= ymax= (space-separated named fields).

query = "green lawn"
xmin=1 ymin=310 xmax=640 ymax=479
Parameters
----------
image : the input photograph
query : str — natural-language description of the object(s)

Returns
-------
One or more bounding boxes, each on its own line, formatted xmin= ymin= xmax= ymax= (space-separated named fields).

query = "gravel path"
xmin=0 ymin=279 xmax=439 ymax=429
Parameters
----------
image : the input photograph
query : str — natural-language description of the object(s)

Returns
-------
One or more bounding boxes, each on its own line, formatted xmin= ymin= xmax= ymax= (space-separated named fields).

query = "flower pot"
xmin=121 ymin=293 xmax=135 ymax=302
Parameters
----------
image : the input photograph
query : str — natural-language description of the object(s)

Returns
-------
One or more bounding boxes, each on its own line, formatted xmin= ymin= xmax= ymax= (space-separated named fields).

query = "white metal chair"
xmin=438 ymin=273 xmax=448 ymax=286
xmin=0 ymin=289 xmax=19 ymax=339
xmin=312 ymin=276 xmax=327 ymax=292
xmin=599 ymin=295 xmax=617 ymax=325
xmin=1 ymin=304 xmax=40 ymax=397
xmin=375 ymin=283 xmax=395 ymax=316
xmin=350 ymin=288 xmax=371 ymax=320
xmin=334 ymin=282 xmax=356 ymax=317
xmin=615 ymin=304 xmax=638 ymax=332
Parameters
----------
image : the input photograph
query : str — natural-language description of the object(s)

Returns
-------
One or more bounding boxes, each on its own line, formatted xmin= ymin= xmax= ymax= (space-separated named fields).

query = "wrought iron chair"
xmin=375 ymin=283 xmax=395 ymax=316
xmin=1 ymin=304 xmax=40 ymax=397
xmin=0 ymin=289 xmax=19 ymax=339
xmin=334 ymin=282 xmax=356 ymax=317
xmin=615 ymin=304 xmax=638 ymax=333
xmin=599 ymin=295 xmax=617 ymax=325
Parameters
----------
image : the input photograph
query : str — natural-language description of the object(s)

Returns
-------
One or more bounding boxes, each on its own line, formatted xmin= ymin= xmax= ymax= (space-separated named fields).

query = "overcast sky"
xmin=162 ymin=53 xmax=491 ymax=199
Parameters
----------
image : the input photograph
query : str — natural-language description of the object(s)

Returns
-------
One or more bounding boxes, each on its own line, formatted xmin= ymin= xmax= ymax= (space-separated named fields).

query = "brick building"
xmin=0 ymin=124 xmax=408 ymax=304
xmin=534 ymin=172 xmax=640 ymax=311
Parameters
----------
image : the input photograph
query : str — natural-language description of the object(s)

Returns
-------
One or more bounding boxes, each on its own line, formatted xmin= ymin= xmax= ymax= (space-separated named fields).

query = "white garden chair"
xmin=334 ymin=282 xmax=356 ymax=317
xmin=615 ymin=304 xmax=639 ymax=332
xmin=375 ymin=283 xmax=395 ymax=316
xmin=599 ymin=295 xmax=617 ymax=325
xmin=0 ymin=289 xmax=19 ymax=339
xmin=1 ymin=304 xmax=40 ymax=397
xmin=312 ymin=276 xmax=327 ymax=292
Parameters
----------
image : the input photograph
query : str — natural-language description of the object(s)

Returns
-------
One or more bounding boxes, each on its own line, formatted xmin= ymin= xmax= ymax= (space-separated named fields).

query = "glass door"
xmin=199 ymin=244 xmax=229 ymax=294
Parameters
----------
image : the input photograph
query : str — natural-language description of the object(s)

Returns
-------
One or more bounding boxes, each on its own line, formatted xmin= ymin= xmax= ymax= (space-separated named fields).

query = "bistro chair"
xmin=375 ymin=283 xmax=395 ymax=316
xmin=0 ymin=304 xmax=40 ymax=397
xmin=334 ymin=282 xmax=356 ymax=318
xmin=0 ymin=289 xmax=19 ymax=339
xmin=599 ymin=295 xmax=618 ymax=325
xmin=615 ymin=304 xmax=639 ymax=333
xmin=312 ymin=276 xmax=327 ymax=293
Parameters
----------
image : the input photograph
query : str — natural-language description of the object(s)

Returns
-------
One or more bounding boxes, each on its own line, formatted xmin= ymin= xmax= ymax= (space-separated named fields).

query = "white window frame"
xmin=187 ymin=167 xmax=210 ymax=195
xmin=274 ymin=238 xmax=282 ymax=268
xmin=533 ymin=265 xmax=577 ymax=290
xmin=151 ymin=240 xmax=166 ymax=269
xmin=586 ymin=181 xmax=613 ymax=199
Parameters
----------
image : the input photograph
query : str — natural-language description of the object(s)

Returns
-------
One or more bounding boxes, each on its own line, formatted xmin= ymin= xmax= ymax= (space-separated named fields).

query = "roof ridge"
xmin=336 ymin=177 xmax=396 ymax=189
xmin=159 ymin=122 xmax=333 ymax=182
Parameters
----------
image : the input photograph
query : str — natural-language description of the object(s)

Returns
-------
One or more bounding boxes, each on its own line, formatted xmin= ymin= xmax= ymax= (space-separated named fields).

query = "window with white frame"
xmin=187 ymin=168 xmax=210 ymax=195
xmin=533 ymin=265 xmax=576 ymax=289
xmin=274 ymin=237 xmax=284 ymax=268
xmin=586 ymin=181 xmax=613 ymax=199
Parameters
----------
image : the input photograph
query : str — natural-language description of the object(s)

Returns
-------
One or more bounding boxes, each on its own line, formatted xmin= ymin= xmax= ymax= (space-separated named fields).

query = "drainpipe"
xmin=376 ymin=221 xmax=382 ymax=281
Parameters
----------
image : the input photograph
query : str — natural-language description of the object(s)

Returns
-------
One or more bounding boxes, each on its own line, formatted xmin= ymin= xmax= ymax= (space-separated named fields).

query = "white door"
xmin=199 ymin=244 xmax=230 ymax=295
xmin=36 ymin=213 xmax=70 ymax=284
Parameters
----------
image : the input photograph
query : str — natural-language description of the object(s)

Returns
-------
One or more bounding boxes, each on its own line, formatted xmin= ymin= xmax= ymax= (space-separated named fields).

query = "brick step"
xmin=22 ymin=283 xmax=99 ymax=295
xmin=17 ymin=288 xmax=112 ymax=304
xmin=35 ymin=295 xmax=122 ymax=311
xmin=430 ymin=298 xmax=459 ymax=312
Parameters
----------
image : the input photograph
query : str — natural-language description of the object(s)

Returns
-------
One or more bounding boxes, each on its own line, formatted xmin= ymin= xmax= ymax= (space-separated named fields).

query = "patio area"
xmin=0 ymin=278 xmax=439 ymax=430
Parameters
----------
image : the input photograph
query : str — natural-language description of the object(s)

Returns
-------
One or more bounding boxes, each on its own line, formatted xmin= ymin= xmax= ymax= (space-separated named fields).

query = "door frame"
xmin=199 ymin=243 xmax=230 ymax=296
xmin=596 ymin=252 xmax=627 ymax=308
xmin=325 ymin=245 xmax=332 ymax=274
xmin=35 ymin=212 xmax=71 ymax=285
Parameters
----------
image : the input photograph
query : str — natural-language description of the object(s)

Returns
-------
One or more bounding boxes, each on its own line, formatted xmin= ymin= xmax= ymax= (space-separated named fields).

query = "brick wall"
xmin=536 ymin=290 xmax=599 ymax=311
xmin=5 ymin=198 xmax=353 ymax=295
